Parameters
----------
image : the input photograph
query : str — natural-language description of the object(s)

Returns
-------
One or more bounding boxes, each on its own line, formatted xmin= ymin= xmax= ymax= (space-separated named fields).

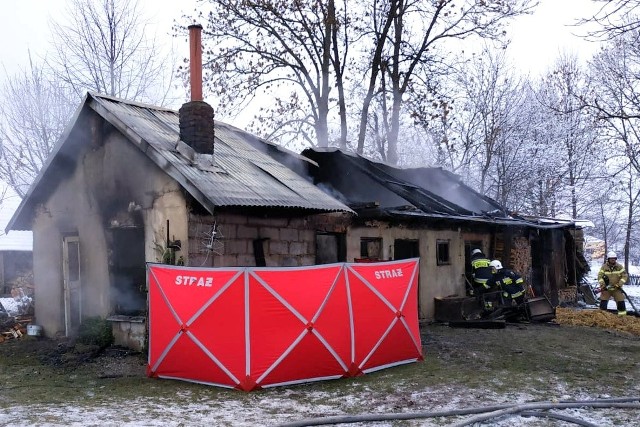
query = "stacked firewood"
xmin=509 ymin=237 xmax=531 ymax=278
xmin=0 ymin=315 xmax=32 ymax=343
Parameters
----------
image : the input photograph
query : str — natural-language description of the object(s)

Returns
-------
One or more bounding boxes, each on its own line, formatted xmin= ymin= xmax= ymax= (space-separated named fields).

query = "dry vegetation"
xmin=556 ymin=307 xmax=640 ymax=336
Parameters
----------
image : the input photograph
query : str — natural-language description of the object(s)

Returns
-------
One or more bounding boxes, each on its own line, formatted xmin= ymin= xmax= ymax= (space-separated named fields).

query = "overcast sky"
xmin=0 ymin=0 xmax=198 ymax=79
xmin=0 ymin=0 xmax=603 ymax=96
xmin=505 ymin=0 xmax=602 ymax=76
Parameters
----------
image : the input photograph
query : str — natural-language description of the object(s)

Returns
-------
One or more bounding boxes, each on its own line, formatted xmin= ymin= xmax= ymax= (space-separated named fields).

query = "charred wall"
xmin=31 ymin=110 xmax=187 ymax=337
xmin=347 ymin=220 xmax=470 ymax=320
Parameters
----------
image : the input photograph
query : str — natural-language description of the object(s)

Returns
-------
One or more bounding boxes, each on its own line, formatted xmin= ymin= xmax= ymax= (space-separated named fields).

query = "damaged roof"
xmin=303 ymin=148 xmax=577 ymax=229
xmin=8 ymin=93 xmax=352 ymax=231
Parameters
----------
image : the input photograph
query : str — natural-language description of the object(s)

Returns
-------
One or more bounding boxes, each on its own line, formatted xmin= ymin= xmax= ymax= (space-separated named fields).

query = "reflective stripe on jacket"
xmin=495 ymin=269 xmax=525 ymax=298
xmin=471 ymin=257 xmax=492 ymax=289
xmin=598 ymin=263 xmax=628 ymax=288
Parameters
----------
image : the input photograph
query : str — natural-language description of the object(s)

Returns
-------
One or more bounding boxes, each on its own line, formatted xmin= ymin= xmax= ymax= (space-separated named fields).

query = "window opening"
xmin=437 ymin=239 xmax=450 ymax=266
xmin=359 ymin=237 xmax=382 ymax=261
xmin=394 ymin=239 xmax=419 ymax=260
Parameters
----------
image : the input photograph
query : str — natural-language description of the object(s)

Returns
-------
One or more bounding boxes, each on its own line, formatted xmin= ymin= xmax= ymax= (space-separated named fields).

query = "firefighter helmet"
xmin=607 ymin=251 xmax=617 ymax=259
xmin=471 ymin=249 xmax=483 ymax=257
xmin=490 ymin=260 xmax=503 ymax=270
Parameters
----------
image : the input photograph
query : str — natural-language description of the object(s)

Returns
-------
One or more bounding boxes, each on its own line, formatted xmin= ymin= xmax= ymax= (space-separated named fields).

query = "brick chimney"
xmin=179 ymin=24 xmax=215 ymax=154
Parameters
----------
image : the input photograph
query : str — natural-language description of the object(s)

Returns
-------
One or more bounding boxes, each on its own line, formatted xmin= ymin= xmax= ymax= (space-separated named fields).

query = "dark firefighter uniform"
xmin=470 ymin=250 xmax=498 ymax=310
xmin=471 ymin=251 xmax=493 ymax=292
xmin=492 ymin=268 xmax=526 ymax=305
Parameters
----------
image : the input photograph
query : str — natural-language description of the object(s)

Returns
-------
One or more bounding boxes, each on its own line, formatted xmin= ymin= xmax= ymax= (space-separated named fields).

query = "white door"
xmin=63 ymin=236 xmax=81 ymax=336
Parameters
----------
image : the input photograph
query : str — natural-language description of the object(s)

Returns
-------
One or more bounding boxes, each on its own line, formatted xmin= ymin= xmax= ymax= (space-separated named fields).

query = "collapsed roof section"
xmin=302 ymin=148 xmax=580 ymax=230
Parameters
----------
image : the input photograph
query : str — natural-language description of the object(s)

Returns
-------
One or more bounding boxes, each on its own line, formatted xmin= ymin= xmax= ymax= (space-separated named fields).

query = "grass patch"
xmin=0 ymin=320 xmax=639 ymax=420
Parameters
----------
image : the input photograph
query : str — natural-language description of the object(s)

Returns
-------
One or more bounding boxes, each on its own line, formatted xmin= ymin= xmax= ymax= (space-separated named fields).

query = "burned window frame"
xmin=394 ymin=239 xmax=420 ymax=260
xmin=359 ymin=237 xmax=383 ymax=261
xmin=436 ymin=239 xmax=450 ymax=266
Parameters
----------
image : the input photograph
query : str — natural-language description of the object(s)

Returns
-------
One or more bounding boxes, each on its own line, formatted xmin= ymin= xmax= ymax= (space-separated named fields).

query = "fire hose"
xmin=275 ymin=397 xmax=640 ymax=427
xmin=594 ymin=277 xmax=639 ymax=314
xmin=622 ymin=288 xmax=639 ymax=313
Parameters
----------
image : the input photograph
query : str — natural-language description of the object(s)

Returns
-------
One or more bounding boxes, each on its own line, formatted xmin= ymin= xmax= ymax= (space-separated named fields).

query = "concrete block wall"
xmin=187 ymin=211 xmax=350 ymax=267
xmin=111 ymin=319 xmax=146 ymax=351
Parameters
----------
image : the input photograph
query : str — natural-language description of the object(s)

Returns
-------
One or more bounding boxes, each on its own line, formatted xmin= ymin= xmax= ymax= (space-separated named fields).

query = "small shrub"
xmin=77 ymin=317 xmax=114 ymax=349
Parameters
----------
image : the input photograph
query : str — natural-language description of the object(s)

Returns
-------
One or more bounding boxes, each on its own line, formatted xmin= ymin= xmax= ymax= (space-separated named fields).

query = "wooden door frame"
xmin=63 ymin=235 xmax=81 ymax=336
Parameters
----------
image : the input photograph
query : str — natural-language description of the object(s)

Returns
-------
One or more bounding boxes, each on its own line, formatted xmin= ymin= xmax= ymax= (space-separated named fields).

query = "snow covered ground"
xmin=620 ymin=284 xmax=640 ymax=312
xmin=0 ymin=383 xmax=637 ymax=426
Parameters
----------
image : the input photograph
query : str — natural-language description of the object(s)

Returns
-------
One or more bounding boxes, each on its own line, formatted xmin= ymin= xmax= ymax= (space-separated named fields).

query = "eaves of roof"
xmin=7 ymin=93 xmax=353 ymax=231
xmin=356 ymin=207 xmax=578 ymax=230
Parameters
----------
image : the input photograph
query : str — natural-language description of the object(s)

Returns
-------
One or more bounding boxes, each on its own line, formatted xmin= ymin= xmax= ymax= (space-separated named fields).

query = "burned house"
xmin=4 ymin=99 xmax=586 ymax=347
xmin=6 ymin=90 xmax=352 ymax=348
xmin=6 ymin=26 xmax=353 ymax=349
xmin=5 ymin=25 xmax=587 ymax=351
xmin=301 ymin=148 xmax=588 ymax=319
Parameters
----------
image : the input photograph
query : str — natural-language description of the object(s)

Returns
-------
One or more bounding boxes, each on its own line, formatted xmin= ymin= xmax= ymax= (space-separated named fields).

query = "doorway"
xmin=110 ymin=227 xmax=147 ymax=315
xmin=315 ymin=232 xmax=346 ymax=264
xmin=63 ymin=235 xmax=81 ymax=336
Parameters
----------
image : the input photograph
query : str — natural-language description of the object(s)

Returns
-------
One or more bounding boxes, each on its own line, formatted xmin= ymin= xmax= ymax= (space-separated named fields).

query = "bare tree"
xmin=48 ymin=0 xmax=175 ymax=104
xmin=534 ymin=53 xmax=600 ymax=219
xmin=436 ymin=50 xmax=600 ymax=219
xmin=590 ymin=184 xmax=624 ymax=258
xmin=0 ymin=55 xmax=76 ymax=197
xmin=188 ymin=0 xmax=352 ymax=150
xmin=0 ymin=0 xmax=175 ymax=198
xmin=355 ymin=0 xmax=536 ymax=164
xmin=445 ymin=48 xmax=532 ymax=206
xmin=189 ymin=0 xmax=536 ymax=163
xmin=586 ymin=27 xmax=640 ymax=268
xmin=579 ymin=0 xmax=640 ymax=39
xmin=619 ymin=168 xmax=640 ymax=269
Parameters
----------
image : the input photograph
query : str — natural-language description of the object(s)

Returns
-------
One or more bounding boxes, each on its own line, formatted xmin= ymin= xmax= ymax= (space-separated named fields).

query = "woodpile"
xmin=509 ymin=237 xmax=530 ymax=278
xmin=557 ymin=286 xmax=577 ymax=304
xmin=0 ymin=315 xmax=32 ymax=343
xmin=0 ymin=286 xmax=36 ymax=343
xmin=492 ymin=234 xmax=530 ymax=283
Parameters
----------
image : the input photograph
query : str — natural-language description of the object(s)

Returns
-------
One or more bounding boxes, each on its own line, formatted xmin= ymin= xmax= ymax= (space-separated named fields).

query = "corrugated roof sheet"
xmin=90 ymin=94 xmax=351 ymax=213
xmin=7 ymin=94 xmax=352 ymax=231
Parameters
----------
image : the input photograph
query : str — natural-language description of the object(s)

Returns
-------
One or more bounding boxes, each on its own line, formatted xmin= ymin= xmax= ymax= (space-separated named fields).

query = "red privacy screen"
xmin=146 ymin=259 xmax=422 ymax=391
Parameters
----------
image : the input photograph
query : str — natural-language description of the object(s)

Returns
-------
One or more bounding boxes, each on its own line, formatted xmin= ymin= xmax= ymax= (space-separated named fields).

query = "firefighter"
xmin=470 ymin=249 xmax=497 ymax=310
xmin=489 ymin=260 xmax=526 ymax=306
xmin=597 ymin=251 xmax=628 ymax=316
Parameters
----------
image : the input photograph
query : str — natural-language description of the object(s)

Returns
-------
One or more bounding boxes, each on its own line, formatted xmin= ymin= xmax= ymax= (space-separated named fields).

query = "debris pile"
xmin=0 ymin=316 xmax=32 ymax=343
xmin=0 ymin=287 xmax=35 ymax=343
xmin=555 ymin=307 xmax=640 ymax=336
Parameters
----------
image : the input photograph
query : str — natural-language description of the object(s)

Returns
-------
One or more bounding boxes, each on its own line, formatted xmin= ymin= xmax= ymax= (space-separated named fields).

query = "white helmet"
xmin=607 ymin=251 xmax=617 ymax=259
xmin=471 ymin=249 xmax=483 ymax=257
xmin=490 ymin=260 xmax=503 ymax=270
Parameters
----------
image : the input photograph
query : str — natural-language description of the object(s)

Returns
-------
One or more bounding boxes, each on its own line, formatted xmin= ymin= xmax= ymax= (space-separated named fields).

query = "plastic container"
xmin=26 ymin=324 xmax=43 ymax=336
